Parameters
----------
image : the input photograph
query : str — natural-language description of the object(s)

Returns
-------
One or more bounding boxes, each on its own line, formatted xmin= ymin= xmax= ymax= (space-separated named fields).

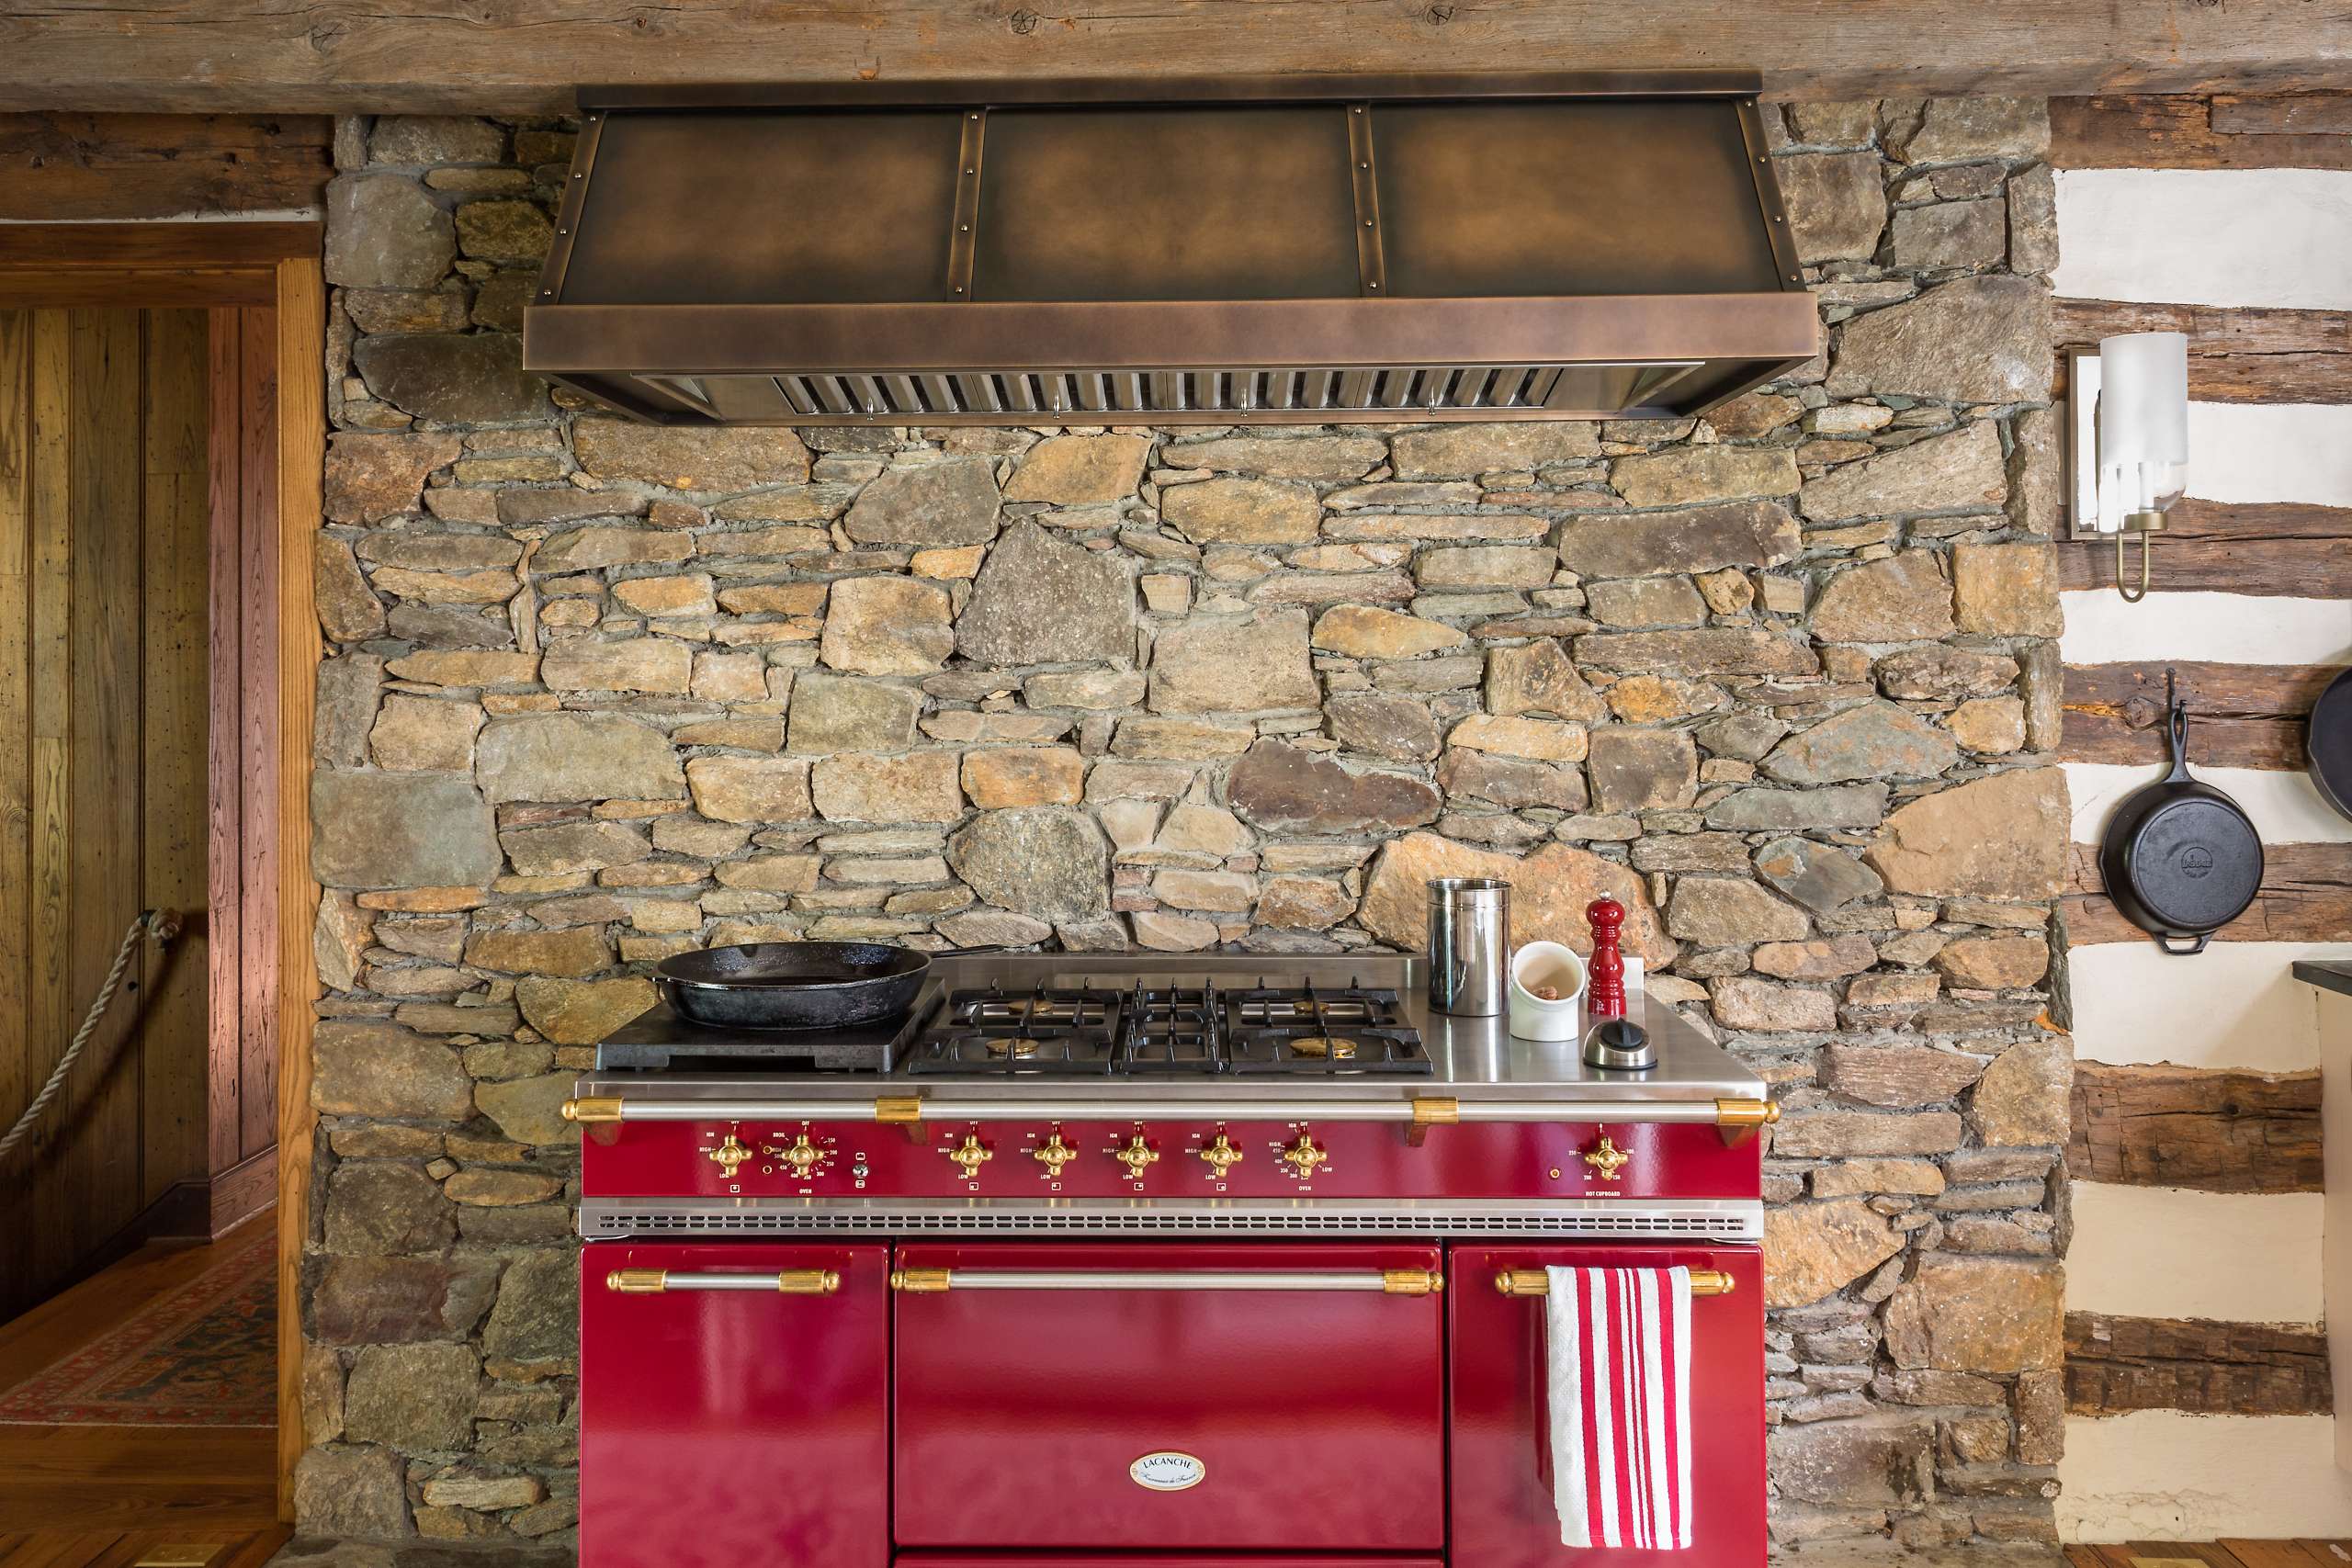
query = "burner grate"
xmin=1223 ymin=978 xmax=1432 ymax=1076
xmin=1118 ymin=980 xmax=1226 ymax=1074
xmin=905 ymin=983 xmax=1124 ymax=1076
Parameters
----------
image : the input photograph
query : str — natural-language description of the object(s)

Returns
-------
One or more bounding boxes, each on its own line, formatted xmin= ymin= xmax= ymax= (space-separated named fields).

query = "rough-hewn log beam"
xmin=2055 ymin=93 xmax=2352 ymax=171
xmin=2068 ymin=1062 xmax=2324 ymax=1192
xmin=2066 ymin=1312 xmax=2332 ymax=1416
xmin=0 ymin=115 xmax=331 ymax=222
xmin=2054 ymin=299 xmax=2352 ymax=406
xmin=0 ymin=3 xmax=2346 ymax=115
xmin=2060 ymin=659 xmax=2346 ymax=767
xmin=2064 ymin=841 xmax=2352 ymax=946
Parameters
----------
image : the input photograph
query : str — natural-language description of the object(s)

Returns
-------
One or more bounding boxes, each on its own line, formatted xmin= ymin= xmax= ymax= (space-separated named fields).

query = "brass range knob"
xmin=1583 ymin=1134 xmax=1631 ymax=1182
xmin=944 ymin=1133 xmax=992 ymax=1179
xmin=762 ymin=1133 xmax=829 ymax=1179
xmin=1031 ymin=1133 xmax=1077 ymax=1179
xmin=1276 ymin=1133 xmax=1328 ymax=1180
xmin=704 ymin=1132 xmax=752 ymax=1179
xmin=1198 ymin=1133 xmax=1244 ymax=1179
xmin=1114 ymin=1135 xmax=1159 ymax=1181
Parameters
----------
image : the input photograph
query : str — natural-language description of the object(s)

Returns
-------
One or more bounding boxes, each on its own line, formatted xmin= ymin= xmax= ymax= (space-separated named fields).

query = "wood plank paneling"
xmin=0 ymin=6 xmax=2345 ymax=114
xmin=141 ymin=310 xmax=210 ymax=1209
xmin=2055 ymin=95 xmax=2352 ymax=171
xmin=203 ymin=312 xmax=244 ymax=1182
xmin=0 ymin=115 xmax=329 ymax=222
xmin=2058 ymin=502 xmax=2352 ymax=599
xmin=2064 ymin=841 xmax=2352 ymax=946
xmin=0 ymin=313 xmax=28 ymax=1164
xmin=2054 ymin=299 xmax=2352 ymax=405
xmin=2060 ymin=660 xmax=2342 ymax=770
xmin=0 ymin=304 xmax=253 ymax=1322
xmin=62 ymin=309 xmax=145 ymax=1299
xmin=2067 ymin=1312 xmax=2332 ymax=1416
xmin=2069 ymin=1062 xmax=2324 ymax=1192
xmin=236 ymin=309 xmax=277 ymax=1168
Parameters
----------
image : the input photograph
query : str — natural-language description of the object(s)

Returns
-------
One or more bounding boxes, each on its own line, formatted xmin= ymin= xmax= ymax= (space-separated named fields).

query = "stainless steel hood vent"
xmin=525 ymin=74 xmax=1817 ymax=427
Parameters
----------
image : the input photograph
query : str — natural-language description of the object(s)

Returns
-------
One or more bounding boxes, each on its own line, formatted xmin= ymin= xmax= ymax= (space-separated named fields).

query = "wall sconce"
xmin=2068 ymin=332 xmax=2189 ymax=603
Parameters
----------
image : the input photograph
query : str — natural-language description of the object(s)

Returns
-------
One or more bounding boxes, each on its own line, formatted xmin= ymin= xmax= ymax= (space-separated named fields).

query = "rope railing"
xmin=0 ymin=909 xmax=180 ymax=1161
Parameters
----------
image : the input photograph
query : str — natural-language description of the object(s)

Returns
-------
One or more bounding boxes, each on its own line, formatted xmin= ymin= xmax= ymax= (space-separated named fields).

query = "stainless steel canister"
xmin=1426 ymin=877 xmax=1510 ymax=1016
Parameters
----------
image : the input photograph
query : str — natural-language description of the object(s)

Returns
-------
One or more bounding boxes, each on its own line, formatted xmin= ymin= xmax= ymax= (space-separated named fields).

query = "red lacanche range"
xmin=564 ymin=946 xmax=1775 ymax=1568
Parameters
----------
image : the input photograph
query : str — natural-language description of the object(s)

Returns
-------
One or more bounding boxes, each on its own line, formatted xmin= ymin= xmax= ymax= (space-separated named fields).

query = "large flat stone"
xmin=572 ymin=418 xmax=812 ymax=491
xmin=313 ymin=1019 xmax=472 ymax=1120
xmin=1827 ymin=276 xmax=2052 ymax=405
xmin=324 ymin=173 xmax=453 ymax=289
xmin=1763 ymin=1198 xmax=1905 ymax=1308
xmin=325 ymin=432 xmax=463 ymax=525
xmin=1148 ymin=609 xmax=1318 ymax=714
xmin=1865 ymin=766 xmax=2068 ymax=899
xmin=1557 ymin=500 xmax=1800 ymax=580
xmin=947 ymin=807 xmax=1109 ymax=921
xmin=311 ymin=770 xmax=500 ymax=888
xmin=1809 ymin=551 xmax=1956 ymax=643
xmin=475 ymin=713 xmax=684 ymax=803
xmin=1003 ymin=434 xmax=1150 ymax=503
xmin=1763 ymin=700 xmax=1962 ymax=783
xmin=1388 ymin=423 xmax=1600 ymax=478
xmin=1610 ymin=446 xmax=1800 ymax=508
xmin=786 ymin=674 xmax=923 ymax=753
xmin=843 ymin=456 xmax=1001 ymax=545
xmin=1226 ymin=739 xmax=1442 ymax=834
xmin=352 ymin=332 xmax=547 ymax=423
xmin=821 ymin=576 xmax=956 ymax=675
xmin=1574 ymin=627 xmax=1818 ymax=677
xmin=955 ymin=521 xmax=1136 ymax=665
xmin=1777 ymin=150 xmax=1889 ymax=263
xmin=810 ymin=751 xmax=963 ymax=823
xmin=1800 ymin=422 xmax=2007 ymax=523
xmin=1161 ymin=477 xmax=1321 ymax=545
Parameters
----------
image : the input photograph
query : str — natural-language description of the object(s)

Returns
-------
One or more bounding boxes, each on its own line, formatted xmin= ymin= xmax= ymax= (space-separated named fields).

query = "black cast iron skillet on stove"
xmin=654 ymin=941 xmax=931 ymax=1030
xmin=2098 ymin=671 xmax=2264 ymax=954
xmin=2306 ymin=665 xmax=2352 ymax=821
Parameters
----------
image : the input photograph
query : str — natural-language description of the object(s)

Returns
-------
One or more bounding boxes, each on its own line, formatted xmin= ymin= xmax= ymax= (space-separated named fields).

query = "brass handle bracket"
xmin=1714 ymin=1096 xmax=1779 ymax=1146
xmin=1405 ymin=1095 xmax=1458 ymax=1147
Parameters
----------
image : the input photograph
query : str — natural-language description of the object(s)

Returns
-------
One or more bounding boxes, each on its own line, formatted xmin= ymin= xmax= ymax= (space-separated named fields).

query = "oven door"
xmin=580 ymin=1241 xmax=889 ymax=1568
xmin=892 ymin=1241 xmax=1446 ymax=1551
xmin=1447 ymin=1244 xmax=1765 ymax=1568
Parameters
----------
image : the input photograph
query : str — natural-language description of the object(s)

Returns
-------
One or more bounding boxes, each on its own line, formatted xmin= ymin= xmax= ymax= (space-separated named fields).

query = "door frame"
xmin=0 ymin=221 xmax=322 ymax=1521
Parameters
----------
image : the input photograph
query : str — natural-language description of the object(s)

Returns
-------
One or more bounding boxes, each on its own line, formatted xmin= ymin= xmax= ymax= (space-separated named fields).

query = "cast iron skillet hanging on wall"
xmin=2098 ymin=670 xmax=2264 ymax=954
xmin=2306 ymin=665 xmax=2352 ymax=820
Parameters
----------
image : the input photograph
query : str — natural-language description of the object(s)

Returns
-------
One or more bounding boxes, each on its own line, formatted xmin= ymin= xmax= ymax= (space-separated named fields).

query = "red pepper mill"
xmin=1581 ymin=897 xmax=1657 ymax=1071
xmin=1585 ymin=897 xmax=1626 ymax=1021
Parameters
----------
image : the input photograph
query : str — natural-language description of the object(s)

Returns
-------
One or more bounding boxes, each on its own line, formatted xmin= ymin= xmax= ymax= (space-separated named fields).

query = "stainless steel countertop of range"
xmin=575 ymin=953 xmax=1766 ymax=1105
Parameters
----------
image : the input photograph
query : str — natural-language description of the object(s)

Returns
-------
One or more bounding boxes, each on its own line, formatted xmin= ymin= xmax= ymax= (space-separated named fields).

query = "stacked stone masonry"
xmin=300 ymin=97 xmax=2069 ymax=1550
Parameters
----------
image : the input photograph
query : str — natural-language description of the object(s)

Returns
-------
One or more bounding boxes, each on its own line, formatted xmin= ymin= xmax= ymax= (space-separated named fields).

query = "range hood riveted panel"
xmin=525 ymin=73 xmax=1816 ymax=427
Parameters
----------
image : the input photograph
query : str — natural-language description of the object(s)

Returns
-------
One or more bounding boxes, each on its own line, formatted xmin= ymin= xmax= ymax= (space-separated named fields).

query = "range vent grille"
xmin=649 ymin=363 xmax=1687 ymax=421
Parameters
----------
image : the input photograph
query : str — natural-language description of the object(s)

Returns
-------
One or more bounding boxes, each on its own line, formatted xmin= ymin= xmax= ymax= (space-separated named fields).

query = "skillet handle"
xmin=2164 ymin=668 xmax=2193 ymax=783
xmin=2155 ymin=932 xmax=2210 ymax=956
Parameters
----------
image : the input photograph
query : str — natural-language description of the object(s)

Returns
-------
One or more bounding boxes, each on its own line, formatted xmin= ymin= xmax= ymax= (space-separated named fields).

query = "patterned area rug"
xmin=0 ymin=1226 xmax=275 ymax=1427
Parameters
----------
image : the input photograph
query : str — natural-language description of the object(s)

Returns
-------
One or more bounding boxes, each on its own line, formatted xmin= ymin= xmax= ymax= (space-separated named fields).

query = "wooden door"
xmin=0 ymin=306 xmax=252 ymax=1322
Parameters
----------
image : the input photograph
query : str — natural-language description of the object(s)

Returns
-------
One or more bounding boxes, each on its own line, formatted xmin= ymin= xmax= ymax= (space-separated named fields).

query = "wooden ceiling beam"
xmin=0 ymin=1 xmax=2346 ymax=114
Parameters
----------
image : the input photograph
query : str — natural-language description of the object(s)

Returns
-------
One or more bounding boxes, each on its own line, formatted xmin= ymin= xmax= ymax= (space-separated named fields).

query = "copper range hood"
xmin=524 ymin=73 xmax=1816 ymax=427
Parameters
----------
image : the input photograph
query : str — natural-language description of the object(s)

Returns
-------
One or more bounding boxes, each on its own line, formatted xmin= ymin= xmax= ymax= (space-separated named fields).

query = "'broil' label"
xmin=1129 ymin=1451 xmax=1206 ymax=1492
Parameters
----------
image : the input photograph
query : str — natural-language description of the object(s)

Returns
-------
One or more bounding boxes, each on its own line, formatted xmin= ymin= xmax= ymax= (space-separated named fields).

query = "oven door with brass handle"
xmin=1447 ymin=1244 xmax=1765 ymax=1568
xmin=581 ymin=1242 xmax=888 ymax=1568
xmin=891 ymin=1241 xmax=1445 ymax=1551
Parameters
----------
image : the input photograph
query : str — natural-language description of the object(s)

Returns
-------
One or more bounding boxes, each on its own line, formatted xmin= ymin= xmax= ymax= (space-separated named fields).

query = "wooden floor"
xmin=0 ymin=1213 xmax=277 ymax=1533
xmin=0 ymin=1529 xmax=289 ymax=1568
xmin=2071 ymin=1543 xmax=2352 ymax=1568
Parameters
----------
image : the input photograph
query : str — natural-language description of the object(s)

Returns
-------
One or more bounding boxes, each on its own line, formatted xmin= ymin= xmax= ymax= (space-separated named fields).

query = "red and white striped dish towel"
xmin=1544 ymin=1263 xmax=1694 ymax=1550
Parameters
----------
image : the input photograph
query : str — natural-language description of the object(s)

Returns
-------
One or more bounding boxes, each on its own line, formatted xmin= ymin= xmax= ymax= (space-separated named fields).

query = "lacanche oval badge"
xmin=1130 ymin=1451 xmax=1206 ymax=1492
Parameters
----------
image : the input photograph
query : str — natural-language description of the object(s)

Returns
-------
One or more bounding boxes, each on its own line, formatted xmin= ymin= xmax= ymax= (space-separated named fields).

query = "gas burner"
xmin=1223 ymin=979 xmax=1432 ymax=1077
xmin=905 ymin=984 xmax=1125 ymax=1077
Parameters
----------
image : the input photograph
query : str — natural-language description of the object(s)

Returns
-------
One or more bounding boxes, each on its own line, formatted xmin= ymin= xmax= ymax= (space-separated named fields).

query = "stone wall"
xmin=299 ymin=97 xmax=2070 ymax=1550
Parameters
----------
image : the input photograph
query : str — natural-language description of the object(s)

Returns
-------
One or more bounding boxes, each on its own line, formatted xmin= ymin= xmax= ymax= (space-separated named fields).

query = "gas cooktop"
xmin=598 ymin=969 xmax=1430 ymax=1077
xmin=906 ymin=976 xmax=1430 ymax=1077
